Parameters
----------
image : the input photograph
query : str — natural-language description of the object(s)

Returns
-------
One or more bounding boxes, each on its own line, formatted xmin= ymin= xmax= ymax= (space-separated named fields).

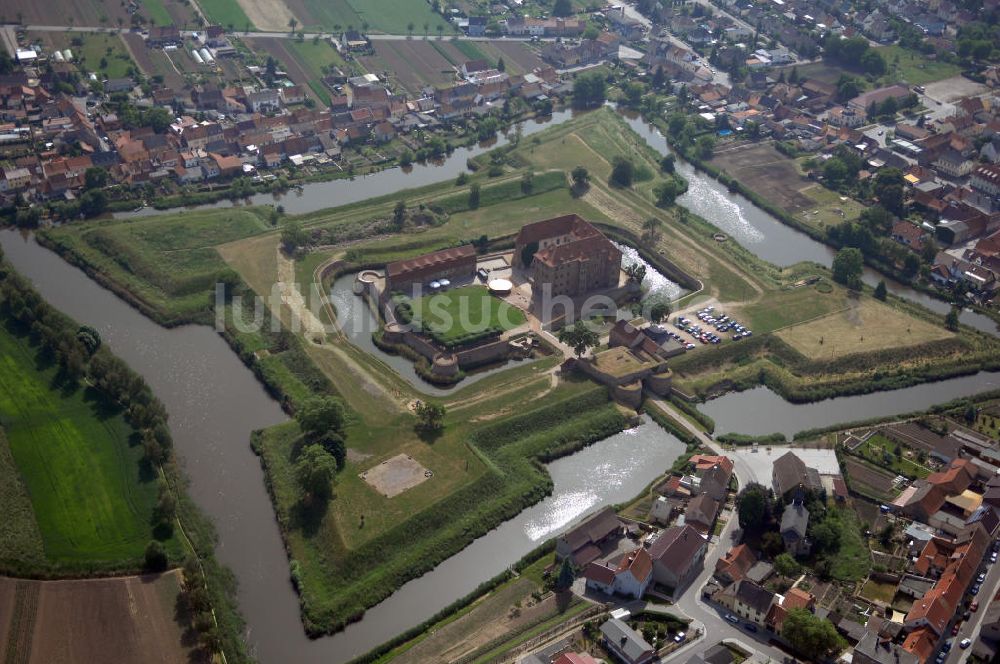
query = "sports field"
xmin=0 ymin=322 xmax=176 ymax=567
xmin=410 ymin=286 xmax=526 ymax=346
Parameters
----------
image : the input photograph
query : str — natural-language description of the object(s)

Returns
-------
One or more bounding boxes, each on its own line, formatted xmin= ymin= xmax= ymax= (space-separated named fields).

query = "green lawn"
xmin=738 ymin=285 xmax=846 ymax=334
xmin=0 ymin=322 xmax=178 ymax=568
xmin=408 ymin=285 xmax=527 ymax=347
xmin=50 ymin=33 xmax=137 ymax=80
xmin=822 ymin=505 xmax=871 ymax=582
xmin=876 ymin=45 xmax=962 ymax=86
xmin=199 ymin=0 xmax=253 ymax=30
xmin=856 ymin=434 xmax=931 ymax=480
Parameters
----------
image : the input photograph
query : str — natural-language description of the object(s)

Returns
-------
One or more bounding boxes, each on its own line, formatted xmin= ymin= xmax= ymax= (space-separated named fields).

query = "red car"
xmin=971 ymin=600 xmax=980 ymax=612
xmin=953 ymin=622 xmax=962 ymax=635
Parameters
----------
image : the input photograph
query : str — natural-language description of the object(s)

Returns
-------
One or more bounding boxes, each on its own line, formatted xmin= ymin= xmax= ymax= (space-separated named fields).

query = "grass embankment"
xmin=255 ymin=385 xmax=627 ymax=634
xmin=40 ymin=208 xmax=273 ymax=326
xmin=0 ymin=321 xmax=181 ymax=572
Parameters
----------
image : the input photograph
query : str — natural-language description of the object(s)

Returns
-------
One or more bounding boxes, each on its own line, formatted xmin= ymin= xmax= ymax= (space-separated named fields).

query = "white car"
xmin=960 ymin=638 xmax=972 ymax=649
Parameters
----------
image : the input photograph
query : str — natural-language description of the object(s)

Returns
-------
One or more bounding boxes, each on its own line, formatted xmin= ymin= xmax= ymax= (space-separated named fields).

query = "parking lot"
xmin=724 ymin=446 xmax=841 ymax=481
xmin=671 ymin=304 xmax=754 ymax=350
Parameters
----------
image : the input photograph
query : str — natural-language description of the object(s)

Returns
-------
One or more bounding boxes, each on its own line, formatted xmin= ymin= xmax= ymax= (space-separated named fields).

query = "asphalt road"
xmin=945 ymin=542 xmax=1000 ymax=664
xmin=647 ymin=398 xmax=797 ymax=664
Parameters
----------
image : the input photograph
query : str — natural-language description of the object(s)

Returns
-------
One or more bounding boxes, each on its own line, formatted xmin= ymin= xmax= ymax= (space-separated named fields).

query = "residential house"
xmin=971 ymin=164 xmax=1000 ymax=198
xmin=247 ymin=89 xmax=281 ymax=114
xmin=722 ymin=580 xmax=776 ymax=626
xmin=599 ymin=618 xmax=655 ymax=664
xmin=341 ymin=31 xmax=370 ymax=51
xmin=583 ymin=547 xmax=653 ymax=599
xmin=555 ymin=507 xmax=622 ymax=566
xmin=373 ymin=121 xmax=396 ymax=143
xmin=685 ymin=493 xmax=721 ymax=534
xmin=147 ymin=26 xmax=181 ymax=47
xmin=780 ymin=500 xmax=811 ymax=556
xmin=934 ymin=148 xmax=975 ymax=178
xmin=467 ymin=16 xmax=487 ymax=37
xmin=280 ymin=85 xmax=306 ymax=105
xmin=848 ymin=84 xmax=912 ymax=113
xmin=715 ymin=543 xmax=757 ymax=584
xmin=891 ymin=221 xmax=927 ymax=251
xmin=772 ymin=451 xmax=822 ymax=499
xmin=647 ymin=524 xmax=707 ymax=592
xmin=853 ymin=631 xmax=920 ymax=664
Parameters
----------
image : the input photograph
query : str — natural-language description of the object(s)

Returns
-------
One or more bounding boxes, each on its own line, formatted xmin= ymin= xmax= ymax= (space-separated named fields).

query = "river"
xmin=3 ymin=106 xmax=999 ymax=663
xmin=118 ymin=108 xmax=578 ymax=219
xmin=701 ymin=373 xmax=1000 ymax=438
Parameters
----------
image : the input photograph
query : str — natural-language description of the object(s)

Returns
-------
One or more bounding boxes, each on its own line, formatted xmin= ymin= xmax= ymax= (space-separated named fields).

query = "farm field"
xmin=710 ymin=143 xmax=815 ymax=214
xmin=0 ymin=320 xmax=179 ymax=568
xmin=775 ymin=297 xmax=953 ymax=360
xmin=486 ymin=41 xmax=545 ymax=75
xmin=199 ymin=0 xmax=253 ymax=32
xmin=121 ymin=33 xmax=194 ymax=90
xmin=0 ymin=573 xmax=208 ymax=664
xmin=283 ymin=0 xmax=455 ymax=34
xmin=0 ymin=428 xmax=45 ymax=570
xmin=248 ymin=37 xmax=331 ymax=104
xmin=1 ymin=0 xmax=130 ymax=29
xmin=37 ymin=32 xmax=137 ymax=80
xmin=408 ymin=285 xmax=527 ymax=346
xmin=359 ymin=40 xmax=459 ymax=94
xmin=843 ymin=457 xmax=898 ymax=500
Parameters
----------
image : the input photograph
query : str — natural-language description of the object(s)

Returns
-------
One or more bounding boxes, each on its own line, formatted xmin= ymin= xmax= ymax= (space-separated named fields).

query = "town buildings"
xmin=513 ymin=215 xmax=622 ymax=298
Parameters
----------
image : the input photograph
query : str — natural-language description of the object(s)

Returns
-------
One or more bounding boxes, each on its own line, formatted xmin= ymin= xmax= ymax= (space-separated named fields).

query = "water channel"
xmin=3 ymin=105 xmax=1000 ymax=663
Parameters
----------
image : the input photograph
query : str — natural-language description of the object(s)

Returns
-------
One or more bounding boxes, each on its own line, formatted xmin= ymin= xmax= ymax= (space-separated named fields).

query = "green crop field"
xmin=0 ymin=427 xmax=46 ymax=568
xmin=0 ymin=323 xmax=178 ymax=567
xmin=299 ymin=0 xmax=454 ymax=34
xmin=408 ymin=286 xmax=526 ymax=346
xmin=199 ymin=0 xmax=253 ymax=30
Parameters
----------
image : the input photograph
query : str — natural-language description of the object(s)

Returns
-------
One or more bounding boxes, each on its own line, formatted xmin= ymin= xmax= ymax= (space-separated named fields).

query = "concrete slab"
xmin=726 ymin=445 xmax=840 ymax=484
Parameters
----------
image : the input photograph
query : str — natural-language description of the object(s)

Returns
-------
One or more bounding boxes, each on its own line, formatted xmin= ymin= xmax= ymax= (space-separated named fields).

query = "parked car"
xmin=744 ymin=623 xmax=758 ymax=632
xmin=725 ymin=614 xmax=739 ymax=624
xmin=961 ymin=638 xmax=972 ymax=649
xmin=674 ymin=632 xmax=686 ymax=643
xmin=952 ymin=622 xmax=962 ymax=635
xmin=971 ymin=600 xmax=979 ymax=612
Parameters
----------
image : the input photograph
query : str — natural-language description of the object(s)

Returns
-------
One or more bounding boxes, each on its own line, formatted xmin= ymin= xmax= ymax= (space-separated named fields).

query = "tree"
xmin=831 ymin=247 xmax=863 ymax=290
xmin=84 ymin=166 xmax=108 ymax=190
xmin=553 ymin=0 xmax=573 ymax=16
xmin=415 ymin=401 xmax=446 ymax=435
xmin=945 ymin=307 xmax=960 ymax=332
xmin=144 ymin=540 xmax=168 ymax=572
xmin=873 ymin=280 xmax=887 ymax=301
xmin=660 ymin=154 xmax=675 ymax=174
xmin=288 ymin=17 xmax=297 ymax=33
xmin=642 ymin=217 xmax=662 ymax=243
xmin=873 ymin=168 xmax=905 ymax=215
xmin=695 ymin=135 xmax=716 ymax=160
xmin=571 ymin=72 xmax=606 ymax=109
xmin=76 ymin=325 xmax=101 ymax=355
xmin=393 ymin=200 xmax=407 ymax=229
xmin=571 ymin=166 xmax=589 ymax=190
xmin=737 ymin=483 xmax=769 ymax=533
xmin=782 ymin=608 xmax=844 ymax=658
xmin=468 ymin=183 xmax=481 ymax=209
xmin=624 ymin=263 xmax=647 ymax=284
xmin=555 ymin=556 xmax=575 ymax=590
xmin=296 ymin=396 xmax=346 ymax=440
xmin=609 ymin=157 xmax=635 ymax=188
xmin=407 ymin=21 xmax=414 ymax=36
xmin=835 ymin=75 xmax=861 ymax=102
xmin=280 ymin=220 xmax=309 ymax=253
xmin=655 ymin=178 xmax=684 ymax=206
xmin=649 ymin=299 xmax=671 ymax=323
xmin=521 ymin=170 xmax=534 ymax=194
xmin=79 ymin=189 xmax=107 ymax=218
xmin=774 ymin=552 xmax=801 ymax=577
xmin=295 ymin=444 xmax=337 ymax=502
xmin=811 ymin=521 xmax=839 ymax=554
xmin=497 ymin=56 xmax=505 ymax=72
xmin=558 ymin=322 xmax=599 ymax=358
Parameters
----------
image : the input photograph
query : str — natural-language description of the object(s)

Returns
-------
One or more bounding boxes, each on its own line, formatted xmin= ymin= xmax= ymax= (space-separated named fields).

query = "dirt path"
xmin=276 ymin=246 xmax=328 ymax=341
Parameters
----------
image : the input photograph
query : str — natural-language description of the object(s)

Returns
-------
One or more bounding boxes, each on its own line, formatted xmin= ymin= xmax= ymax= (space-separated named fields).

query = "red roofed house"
xmin=892 ymin=221 xmax=927 ymax=251
xmin=583 ymin=547 xmax=653 ymax=599
xmin=647 ymin=524 xmax=707 ymax=592
xmin=715 ymin=543 xmax=757 ymax=584
xmin=927 ymin=458 xmax=975 ymax=495
xmin=553 ymin=654 xmax=601 ymax=664
xmin=384 ymin=244 xmax=477 ymax=293
xmin=513 ymin=215 xmax=622 ymax=298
